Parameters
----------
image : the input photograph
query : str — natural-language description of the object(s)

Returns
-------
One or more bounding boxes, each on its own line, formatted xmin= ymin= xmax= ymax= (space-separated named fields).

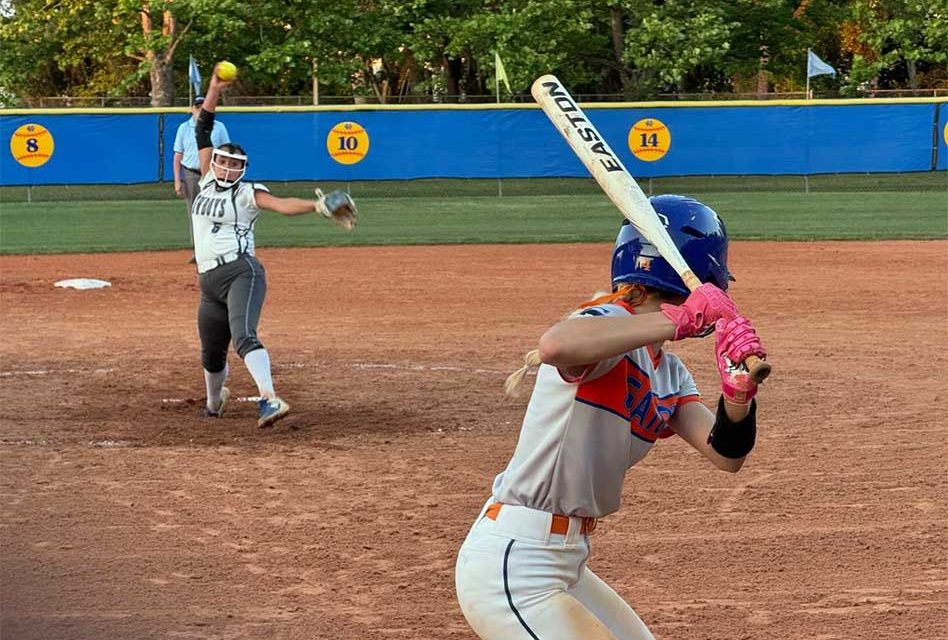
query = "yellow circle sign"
xmin=327 ymin=121 xmax=369 ymax=165
xmin=628 ymin=118 xmax=670 ymax=162
xmin=943 ymin=122 xmax=947 ymax=146
xmin=10 ymin=123 xmax=55 ymax=168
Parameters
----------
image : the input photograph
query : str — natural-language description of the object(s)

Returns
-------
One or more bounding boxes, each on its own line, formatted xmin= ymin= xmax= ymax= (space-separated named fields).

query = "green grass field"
xmin=1 ymin=176 xmax=945 ymax=254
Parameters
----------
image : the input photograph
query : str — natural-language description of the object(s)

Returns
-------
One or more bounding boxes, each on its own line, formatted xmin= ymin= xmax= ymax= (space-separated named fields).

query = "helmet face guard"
xmin=210 ymin=147 xmax=248 ymax=188
xmin=611 ymin=195 xmax=734 ymax=297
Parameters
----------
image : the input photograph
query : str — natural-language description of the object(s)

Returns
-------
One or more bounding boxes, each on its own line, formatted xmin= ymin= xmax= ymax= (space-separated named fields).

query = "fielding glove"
xmin=314 ymin=189 xmax=358 ymax=231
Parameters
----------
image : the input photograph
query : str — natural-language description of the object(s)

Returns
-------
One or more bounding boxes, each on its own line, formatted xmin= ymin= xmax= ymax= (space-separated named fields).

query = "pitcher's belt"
xmin=197 ymin=251 xmax=244 ymax=274
xmin=485 ymin=502 xmax=597 ymax=536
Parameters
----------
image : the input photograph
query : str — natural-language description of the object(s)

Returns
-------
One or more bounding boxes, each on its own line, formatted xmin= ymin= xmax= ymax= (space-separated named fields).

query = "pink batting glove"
xmin=715 ymin=316 xmax=766 ymax=404
xmin=660 ymin=283 xmax=739 ymax=340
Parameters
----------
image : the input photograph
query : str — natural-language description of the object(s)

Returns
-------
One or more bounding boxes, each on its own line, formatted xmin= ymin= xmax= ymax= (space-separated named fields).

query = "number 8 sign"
xmin=10 ymin=123 xmax=55 ymax=168
xmin=326 ymin=121 xmax=370 ymax=165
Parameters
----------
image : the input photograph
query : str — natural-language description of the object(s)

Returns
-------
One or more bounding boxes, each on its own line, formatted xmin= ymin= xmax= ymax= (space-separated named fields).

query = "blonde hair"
xmin=503 ymin=284 xmax=649 ymax=397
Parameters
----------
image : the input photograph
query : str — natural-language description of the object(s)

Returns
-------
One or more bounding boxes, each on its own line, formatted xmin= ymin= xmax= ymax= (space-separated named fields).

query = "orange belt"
xmin=485 ymin=503 xmax=598 ymax=536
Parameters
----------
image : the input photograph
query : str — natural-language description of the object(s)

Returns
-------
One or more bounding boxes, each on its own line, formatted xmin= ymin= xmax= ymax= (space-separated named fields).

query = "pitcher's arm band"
xmin=196 ymin=109 xmax=215 ymax=150
xmin=707 ymin=396 xmax=757 ymax=459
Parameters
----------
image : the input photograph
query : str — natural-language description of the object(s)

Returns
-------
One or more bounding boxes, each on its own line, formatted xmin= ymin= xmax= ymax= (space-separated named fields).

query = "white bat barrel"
xmin=531 ymin=74 xmax=771 ymax=384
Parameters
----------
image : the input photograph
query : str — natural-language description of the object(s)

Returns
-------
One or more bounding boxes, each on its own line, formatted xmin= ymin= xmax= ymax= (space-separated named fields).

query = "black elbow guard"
xmin=707 ymin=396 xmax=757 ymax=459
xmin=195 ymin=109 xmax=215 ymax=150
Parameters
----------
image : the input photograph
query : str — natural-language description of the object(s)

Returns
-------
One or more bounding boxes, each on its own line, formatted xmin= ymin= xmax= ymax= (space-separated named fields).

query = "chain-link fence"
xmin=10 ymin=87 xmax=948 ymax=109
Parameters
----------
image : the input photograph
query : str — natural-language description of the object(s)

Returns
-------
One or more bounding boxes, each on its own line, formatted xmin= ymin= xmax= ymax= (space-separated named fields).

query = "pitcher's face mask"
xmin=210 ymin=148 xmax=248 ymax=188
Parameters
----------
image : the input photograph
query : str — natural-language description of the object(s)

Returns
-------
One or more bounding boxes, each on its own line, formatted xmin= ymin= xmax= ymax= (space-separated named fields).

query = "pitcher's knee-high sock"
xmin=243 ymin=348 xmax=275 ymax=399
xmin=204 ymin=366 xmax=228 ymax=410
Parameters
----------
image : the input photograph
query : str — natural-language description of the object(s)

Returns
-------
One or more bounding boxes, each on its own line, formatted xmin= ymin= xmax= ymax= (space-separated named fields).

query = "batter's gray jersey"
xmin=491 ymin=302 xmax=701 ymax=519
xmin=192 ymin=173 xmax=270 ymax=274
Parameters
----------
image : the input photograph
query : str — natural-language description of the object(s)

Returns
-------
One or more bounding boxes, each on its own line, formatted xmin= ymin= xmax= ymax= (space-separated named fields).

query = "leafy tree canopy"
xmin=0 ymin=0 xmax=944 ymax=105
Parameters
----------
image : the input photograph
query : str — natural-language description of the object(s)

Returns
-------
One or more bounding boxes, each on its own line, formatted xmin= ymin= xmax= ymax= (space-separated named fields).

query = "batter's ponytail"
xmin=503 ymin=349 xmax=542 ymax=397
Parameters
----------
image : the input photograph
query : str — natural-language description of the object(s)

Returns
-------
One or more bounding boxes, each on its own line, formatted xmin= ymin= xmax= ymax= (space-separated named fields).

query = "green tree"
xmin=844 ymin=0 xmax=948 ymax=93
xmin=0 ymin=0 xmax=133 ymax=103
xmin=1 ymin=0 xmax=945 ymax=105
xmin=223 ymin=0 xmax=445 ymax=103
xmin=412 ymin=0 xmax=604 ymax=100
xmin=618 ymin=0 xmax=738 ymax=96
xmin=720 ymin=0 xmax=825 ymax=96
xmin=0 ymin=0 xmax=250 ymax=106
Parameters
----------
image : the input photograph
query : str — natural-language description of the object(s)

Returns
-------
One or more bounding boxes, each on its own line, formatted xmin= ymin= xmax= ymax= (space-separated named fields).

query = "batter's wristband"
xmin=721 ymin=377 xmax=757 ymax=405
xmin=195 ymin=109 xmax=215 ymax=150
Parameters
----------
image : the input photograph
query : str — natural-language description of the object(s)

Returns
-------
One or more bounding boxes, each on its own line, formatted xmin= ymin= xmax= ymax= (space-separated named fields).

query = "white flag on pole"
xmin=807 ymin=50 xmax=836 ymax=78
xmin=189 ymin=55 xmax=202 ymax=95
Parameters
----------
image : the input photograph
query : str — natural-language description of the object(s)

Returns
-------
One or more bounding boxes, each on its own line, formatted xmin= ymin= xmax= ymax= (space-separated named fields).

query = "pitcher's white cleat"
xmin=203 ymin=386 xmax=231 ymax=418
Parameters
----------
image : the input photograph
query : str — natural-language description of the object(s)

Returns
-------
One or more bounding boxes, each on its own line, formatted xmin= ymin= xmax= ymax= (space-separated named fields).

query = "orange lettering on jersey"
xmin=575 ymin=362 xmax=630 ymax=419
xmin=575 ymin=358 xmax=675 ymax=443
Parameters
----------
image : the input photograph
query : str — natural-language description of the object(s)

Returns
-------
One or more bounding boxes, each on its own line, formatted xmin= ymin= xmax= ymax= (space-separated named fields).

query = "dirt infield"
xmin=1 ymin=241 xmax=946 ymax=640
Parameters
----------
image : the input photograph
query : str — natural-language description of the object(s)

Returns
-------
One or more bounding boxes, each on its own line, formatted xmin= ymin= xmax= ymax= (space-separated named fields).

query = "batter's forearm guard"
xmin=707 ymin=396 xmax=757 ymax=459
xmin=196 ymin=109 xmax=215 ymax=150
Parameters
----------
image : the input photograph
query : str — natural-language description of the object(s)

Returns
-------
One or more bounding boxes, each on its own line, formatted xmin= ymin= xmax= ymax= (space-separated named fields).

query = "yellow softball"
xmin=327 ymin=121 xmax=370 ymax=165
xmin=9 ymin=123 xmax=55 ymax=168
xmin=628 ymin=118 xmax=671 ymax=162
xmin=216 ymin=61 xmax=237 ymax=81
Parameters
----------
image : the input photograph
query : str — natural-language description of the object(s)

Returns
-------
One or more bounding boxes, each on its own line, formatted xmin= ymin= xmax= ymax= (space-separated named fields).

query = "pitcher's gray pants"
xmin=197 ymin=254 xmax=267 ymax=372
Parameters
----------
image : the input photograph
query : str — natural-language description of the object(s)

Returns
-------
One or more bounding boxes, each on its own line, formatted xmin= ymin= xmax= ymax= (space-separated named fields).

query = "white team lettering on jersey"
xmin=192 ymin=173 xmax=270 ymax=272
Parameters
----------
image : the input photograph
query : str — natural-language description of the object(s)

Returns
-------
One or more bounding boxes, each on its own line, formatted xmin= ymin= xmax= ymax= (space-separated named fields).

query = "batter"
xmin=455 ymin=196 xmax=767 ymax=639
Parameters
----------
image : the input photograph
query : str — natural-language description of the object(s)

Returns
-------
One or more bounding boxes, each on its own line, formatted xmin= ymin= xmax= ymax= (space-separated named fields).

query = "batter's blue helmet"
xmin=611 ymin=195 xmax=733 ymax=297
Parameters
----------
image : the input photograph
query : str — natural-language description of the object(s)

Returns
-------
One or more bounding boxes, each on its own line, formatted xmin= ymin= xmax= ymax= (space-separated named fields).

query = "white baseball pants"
xmin=455 ymin=501 xmax=655 ymax=640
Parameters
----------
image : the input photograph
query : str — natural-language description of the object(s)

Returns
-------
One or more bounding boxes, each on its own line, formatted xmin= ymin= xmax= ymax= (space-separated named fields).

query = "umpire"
xmin=173 ymin=96 xmax=230 ymax=260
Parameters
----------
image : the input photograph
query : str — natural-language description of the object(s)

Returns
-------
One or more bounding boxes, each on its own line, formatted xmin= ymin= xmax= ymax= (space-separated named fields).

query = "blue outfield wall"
xmin=1 ymin=101 xmax=944 ymax=186
xmin=2 ymin=114 xmax=160 ymax=185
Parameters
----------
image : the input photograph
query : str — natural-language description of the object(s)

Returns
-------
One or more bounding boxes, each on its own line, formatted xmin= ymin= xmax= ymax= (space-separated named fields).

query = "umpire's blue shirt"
xmin=174 ymin=117 xmax=230 ymax=171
